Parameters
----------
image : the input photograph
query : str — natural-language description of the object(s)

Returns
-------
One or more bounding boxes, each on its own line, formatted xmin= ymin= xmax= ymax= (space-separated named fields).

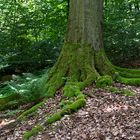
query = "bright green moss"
xmin=23 ymin=125 xmax=43 ymax=140
xmin=117 ymin=76 xmax=140 ymax=86
xmin=46 ymin=112 xmax=62 ymax=124
xmin=118 ymin=72 xmax=140 ymax=78
xmin=96 ymin=75 xmax=113 ymax=88
xmin=65 ymin=99 xmax=86 ymax=112
xmin=115 ymin=66 xmax=140 ymax=74
xmin=94 ymin=49 xmax=115 ymax=76
xmin=63 ymin=84 xmax=81 ymax=98
xmin=77 ymin=94 xmax=85 ymax=100
xmin=46 ymin=43 xmax=98 ymax=98
xmin=59 ymin=99 xmax=73 ymax=108
xmin=58 ymin=99 xmax=85 ymax=116
xmin=46 ymin=86 xmax=57 ymax=97
xmin=46 ymin=97 xmax=86 ymax=124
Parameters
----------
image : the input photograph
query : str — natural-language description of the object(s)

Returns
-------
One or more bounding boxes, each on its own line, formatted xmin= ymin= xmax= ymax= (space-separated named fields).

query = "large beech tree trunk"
xmin=66 ymin=0 xmax=103 ymax=50
xmin=45 ymin=0 xmax=140 ymax=97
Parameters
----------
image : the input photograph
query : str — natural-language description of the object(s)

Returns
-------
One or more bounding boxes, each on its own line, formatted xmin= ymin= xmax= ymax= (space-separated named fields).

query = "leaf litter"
xmin=0 ymin=84 xmax=140 ymax=140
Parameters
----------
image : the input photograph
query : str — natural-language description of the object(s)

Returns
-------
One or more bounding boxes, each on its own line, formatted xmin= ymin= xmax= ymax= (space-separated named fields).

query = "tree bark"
xmin=66 ymin=0 xmax=103 ymax=51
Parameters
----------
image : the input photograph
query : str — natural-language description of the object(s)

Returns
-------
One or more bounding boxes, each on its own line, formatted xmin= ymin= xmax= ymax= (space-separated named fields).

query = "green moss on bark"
xmin=94 ymin=49 xmax=115 ymax=76
xmin=114 ymin=66 xmax=140 ymax=78
xmin=17 ymin=102 xmax=44 ymax=121
xmin=46 ymin=43 xmax=99 ymax=97
xmin=46 ymin=112 xmax=62 ymax=124
xmin=45 ymin=98 xmax=86 ymax=125
xmin=96 ymin=75 xmax=113 ymax=88
xmin=116 ymin=76 xmax=140 ymax=86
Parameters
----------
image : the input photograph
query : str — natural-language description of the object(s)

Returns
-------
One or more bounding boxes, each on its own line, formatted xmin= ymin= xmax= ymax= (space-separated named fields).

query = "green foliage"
xmin=0 ymin=0 xmax=67 ymax=71
xmin=0 ymin=100 xmax=19 ymax=110
xmin=0 ymin=0 xmax=139 ymax=71
xmin=104 ymin=0 xmax=140 ymax=66
xmin=0 ymin=109 xmax=22 ymax=118
xmin=0 ymin=71 xmax=49 ymax=110
xmin=96 ymin=75 xmax=113 ymax=88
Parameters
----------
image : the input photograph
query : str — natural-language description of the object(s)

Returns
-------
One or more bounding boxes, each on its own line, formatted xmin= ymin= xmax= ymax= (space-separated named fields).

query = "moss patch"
xmin=105 ymin=86 xmax=135 ymax=96
xmin=117 ymin=76 xmax=140 ymax=86
xmin=96 ymin=75 xmax=113 ymax=88
xmin=23 ymin=125 xmax=43 ymax=140
xmin=46 ymin=112 xmax=62 ymax=124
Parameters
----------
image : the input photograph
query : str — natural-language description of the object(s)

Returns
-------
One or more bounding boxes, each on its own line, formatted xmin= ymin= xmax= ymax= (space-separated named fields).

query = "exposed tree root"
xmin=23 ymin=91 xmax=86 ymax=140
xmin=17 ymin=101 xmax=45 ymax=121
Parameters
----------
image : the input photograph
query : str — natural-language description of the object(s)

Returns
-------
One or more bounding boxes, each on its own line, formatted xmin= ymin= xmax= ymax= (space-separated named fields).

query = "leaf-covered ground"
xmin=0 ymin=83 xmax=140 ymax=140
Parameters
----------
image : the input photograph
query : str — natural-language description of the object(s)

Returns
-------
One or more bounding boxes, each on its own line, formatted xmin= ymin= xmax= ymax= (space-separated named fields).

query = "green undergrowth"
xmin=105 ymin=86 xmax=135 ymax=96
xmin=0 ymin=100 xmax=19 ymax=110
xmin=0 ymin=109 xmax=22 ymax=119
xmin=0 ymin=71 xmax=49 ymax=111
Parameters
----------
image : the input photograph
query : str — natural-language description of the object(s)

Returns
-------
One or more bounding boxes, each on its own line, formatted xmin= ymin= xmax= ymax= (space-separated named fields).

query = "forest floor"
xmin=0 ymin=83 xmax=140 ymax=140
